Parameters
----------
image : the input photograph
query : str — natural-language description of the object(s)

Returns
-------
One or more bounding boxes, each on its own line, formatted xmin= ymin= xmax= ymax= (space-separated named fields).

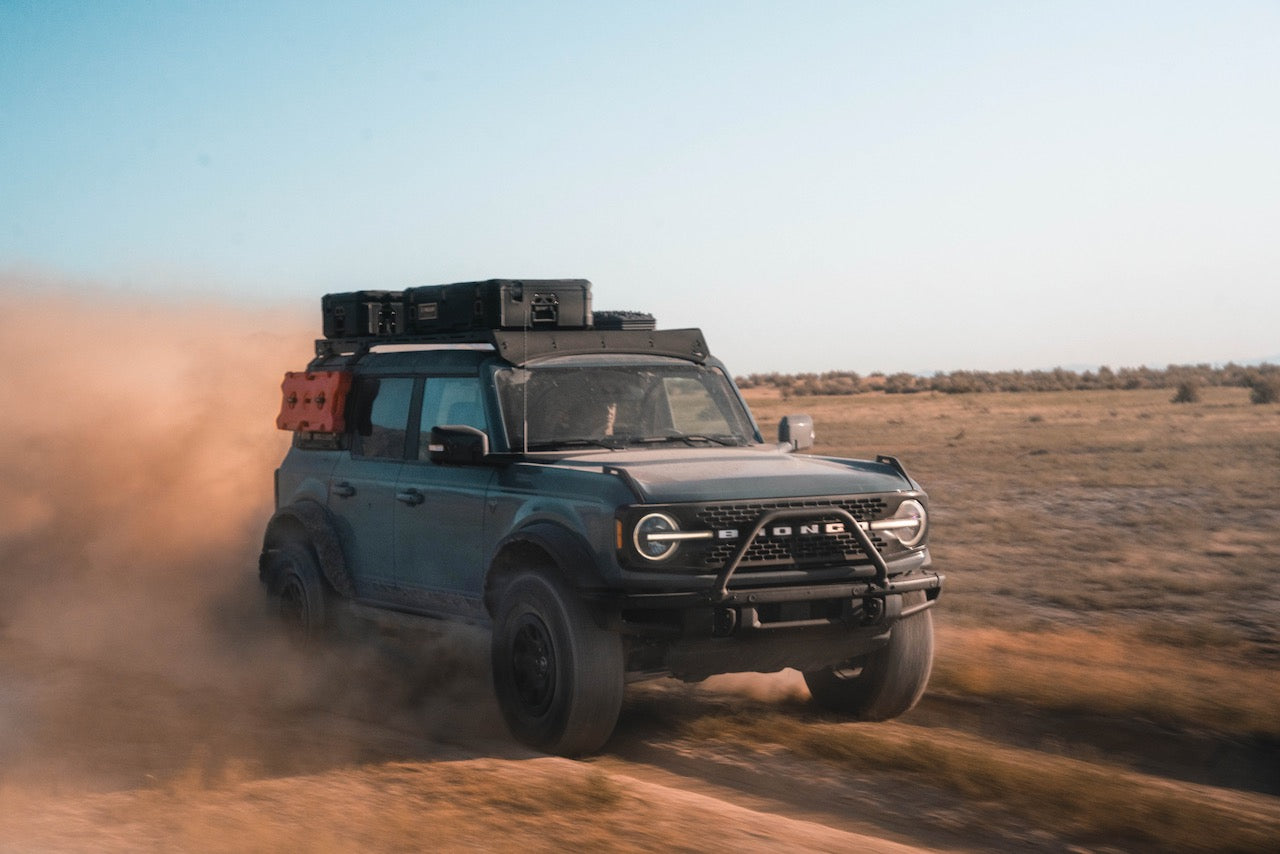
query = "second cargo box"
xmin=406 ymin=279 xmax=592 ymax=332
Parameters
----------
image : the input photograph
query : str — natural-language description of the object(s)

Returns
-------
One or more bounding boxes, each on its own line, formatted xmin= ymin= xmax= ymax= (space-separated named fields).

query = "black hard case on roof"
xmin=405 ymin=279 xmax=592 ymax=332
xmin=592 ymin=310 xmax=656 ymax=331
xmin=321 ymin=291 xmax=408 ymax=339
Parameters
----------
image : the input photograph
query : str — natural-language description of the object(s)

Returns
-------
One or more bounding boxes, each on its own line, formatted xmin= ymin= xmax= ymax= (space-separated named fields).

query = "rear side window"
xmin=351 ymin=377 xmax=415 ymax=459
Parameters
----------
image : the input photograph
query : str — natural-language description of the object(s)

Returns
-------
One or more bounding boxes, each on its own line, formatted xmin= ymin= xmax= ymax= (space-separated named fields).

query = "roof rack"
xmin=312 ymin=327 xmax=710 ymax=367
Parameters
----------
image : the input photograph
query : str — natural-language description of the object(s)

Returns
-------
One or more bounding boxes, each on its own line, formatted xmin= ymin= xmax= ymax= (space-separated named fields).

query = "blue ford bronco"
xmin=261 ymin=279 xmax=943 ymax=755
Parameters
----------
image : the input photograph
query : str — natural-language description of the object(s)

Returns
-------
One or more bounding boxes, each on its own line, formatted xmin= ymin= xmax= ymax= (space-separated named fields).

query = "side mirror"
xmin=428 ymin=425 xmax=490 ymax=465
xmin=778 ymin=414 xmax=815 ymax=452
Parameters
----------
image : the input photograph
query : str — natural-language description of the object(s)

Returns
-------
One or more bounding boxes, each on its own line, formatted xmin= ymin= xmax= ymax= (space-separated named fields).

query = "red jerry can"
xmin=276 ymin=371 xmax=353 ymax=433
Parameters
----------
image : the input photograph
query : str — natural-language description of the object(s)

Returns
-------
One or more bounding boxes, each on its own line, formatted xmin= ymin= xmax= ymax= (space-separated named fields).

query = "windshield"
xmin=495 ymin=358 xmax=758 ymax=451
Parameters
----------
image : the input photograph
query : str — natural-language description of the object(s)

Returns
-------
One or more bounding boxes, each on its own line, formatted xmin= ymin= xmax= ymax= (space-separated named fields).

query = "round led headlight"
xmin=633 ymin=512 xmax=681 ymax=561
xmin=890 ymin=499 xmax=927 ymax=548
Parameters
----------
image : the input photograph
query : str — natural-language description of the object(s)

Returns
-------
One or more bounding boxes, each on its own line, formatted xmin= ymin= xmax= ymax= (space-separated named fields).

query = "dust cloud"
xmin=0 ymin=278 xmax=810 ymax=800
xmin=0 ymin=278 xmax=495 ymax=794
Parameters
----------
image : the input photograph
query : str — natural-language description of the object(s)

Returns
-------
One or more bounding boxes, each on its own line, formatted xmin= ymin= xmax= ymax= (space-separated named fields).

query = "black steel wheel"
xmin=804 ymin=592 xmax=934 ymax=721
xmin=510 ymin=611 xmax=558 ymax=717
xmin=267 ymin=542 xmax=329 ymax=640
xmin=491 ymin=572 xmax=624 ymax=757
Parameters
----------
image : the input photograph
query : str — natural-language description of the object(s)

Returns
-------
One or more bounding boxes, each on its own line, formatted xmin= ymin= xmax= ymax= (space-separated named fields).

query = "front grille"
xmin=696 ymin=496 xmax=887 ymax=528
xmin=691 ymin=497 xmax=889 ymax=570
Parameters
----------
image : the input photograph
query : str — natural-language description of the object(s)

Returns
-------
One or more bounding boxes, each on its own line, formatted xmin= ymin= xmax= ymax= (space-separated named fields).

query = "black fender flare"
xmin=486 ymin=522 xmax=605 ymax=614
xmin=261 ymin=500 xmax=356 ymax=599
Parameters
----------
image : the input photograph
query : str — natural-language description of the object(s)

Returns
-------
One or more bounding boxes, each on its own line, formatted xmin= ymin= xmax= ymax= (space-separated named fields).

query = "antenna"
xmin=522 ymin=299 xmax=529 ymax=455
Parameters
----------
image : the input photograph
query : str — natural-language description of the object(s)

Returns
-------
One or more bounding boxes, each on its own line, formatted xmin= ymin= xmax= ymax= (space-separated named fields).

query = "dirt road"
xmin=0 ymin=623 xmax=941 ymax=852
xmin=4 ymin=613 xmax=1276 ymax=853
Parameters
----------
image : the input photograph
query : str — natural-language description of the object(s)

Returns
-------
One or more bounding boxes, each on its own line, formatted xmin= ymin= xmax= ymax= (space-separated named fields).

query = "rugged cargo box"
xmin=322 ymin=291 xmax=407 ymax=339
xmin=405 ymin=279 xmax=592 ymax=332
xmin=276 ymin=370 xmax=352 ymax=432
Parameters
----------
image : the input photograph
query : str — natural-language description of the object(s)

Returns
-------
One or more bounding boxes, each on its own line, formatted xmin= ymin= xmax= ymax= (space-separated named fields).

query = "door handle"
xmin=332 ymin=481 xmax=356 ymax=498
xmin=396 ymin=488 xmax=424 ymax=506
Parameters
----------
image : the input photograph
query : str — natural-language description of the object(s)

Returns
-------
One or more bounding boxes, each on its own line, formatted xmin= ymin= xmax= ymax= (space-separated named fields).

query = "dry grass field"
xmin=750 ymin=386 xmax=1280 ymax=727
xmin=2 ymin=290 xmax=1277 ymax=853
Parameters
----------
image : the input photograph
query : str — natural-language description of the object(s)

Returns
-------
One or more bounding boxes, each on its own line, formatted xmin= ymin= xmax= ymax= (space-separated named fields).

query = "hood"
xmin=545 ymin=446 xmax=913 ymax=503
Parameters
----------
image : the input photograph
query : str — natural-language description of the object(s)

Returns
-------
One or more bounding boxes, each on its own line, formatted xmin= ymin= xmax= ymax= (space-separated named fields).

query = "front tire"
xmin=804 ymin=593 xmax=934 ymax=720
xmin=491 ymin=572 xmax=624 ymax=756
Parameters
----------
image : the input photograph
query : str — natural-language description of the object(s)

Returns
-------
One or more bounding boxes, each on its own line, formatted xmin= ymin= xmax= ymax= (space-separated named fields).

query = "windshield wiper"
xmin=525 ymin=437 xmax=627 ymax=451
xmin=631 ymin=433 xmax=742 ymax=447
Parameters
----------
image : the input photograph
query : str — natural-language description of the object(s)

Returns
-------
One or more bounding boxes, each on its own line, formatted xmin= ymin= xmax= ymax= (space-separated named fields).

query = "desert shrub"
xmin=1170 ymin=381 xmax=1200 ymax=404
xmin=786 ymin=371 xmax=865 ymax=396
xmin=883 ymin=372 xmax=925 ymax=394
xmin=1248 ymin=375 xmax=1280 ymax=404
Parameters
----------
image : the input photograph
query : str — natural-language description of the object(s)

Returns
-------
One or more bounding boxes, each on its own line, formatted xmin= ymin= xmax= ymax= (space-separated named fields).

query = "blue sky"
xmin=3 ymin=1 xmax=1277 ymax=374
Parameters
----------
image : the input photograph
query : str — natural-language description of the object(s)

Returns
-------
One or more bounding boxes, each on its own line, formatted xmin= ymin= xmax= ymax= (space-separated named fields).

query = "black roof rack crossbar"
xmin=315 ymin=329 xmax=494 ymax=360
xmin=313 ymin=327 xmax=709 ymax=366
xmin=492 ymin=328 xmax=708 ymax=365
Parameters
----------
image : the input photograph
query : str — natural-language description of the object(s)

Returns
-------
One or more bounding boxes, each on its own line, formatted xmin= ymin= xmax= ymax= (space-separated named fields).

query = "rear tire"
xmin=266 ymin=542 xmax=330 ymax=640
xmin=491 ymin=572 xmax=624 ymax=756
xmin=804 ymin=593 xmax=934 ymax=720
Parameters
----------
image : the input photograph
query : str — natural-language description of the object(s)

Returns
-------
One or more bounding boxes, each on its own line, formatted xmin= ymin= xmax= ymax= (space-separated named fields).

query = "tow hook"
xmin=861 ymin=596 xmax=885 ymax=625
xmin=712 ymin=606 xmax=737 ymax=637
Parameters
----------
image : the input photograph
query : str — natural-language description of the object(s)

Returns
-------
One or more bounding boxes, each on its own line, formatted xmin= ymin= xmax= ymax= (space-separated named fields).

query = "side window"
xmin=352 ymin=376 xmax=415 ymax=459
xmin=419 ymin=376 xmax=486 ymax=460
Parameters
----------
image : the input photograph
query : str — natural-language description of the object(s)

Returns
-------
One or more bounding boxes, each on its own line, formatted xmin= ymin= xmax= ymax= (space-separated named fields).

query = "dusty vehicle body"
xmin=262 ymin=280 xmax=943 ymax=755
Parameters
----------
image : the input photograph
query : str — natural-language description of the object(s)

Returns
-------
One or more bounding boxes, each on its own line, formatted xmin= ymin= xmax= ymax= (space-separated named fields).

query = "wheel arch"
xmin=260 ymin=500 xmax=356 ymax=598
xmin=485 ymin=522 xmax=604 ymax=618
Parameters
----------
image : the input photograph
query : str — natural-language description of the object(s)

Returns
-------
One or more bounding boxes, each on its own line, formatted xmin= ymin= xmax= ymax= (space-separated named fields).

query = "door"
xmin=393 ymin=375 xmax=494 ymax=617
xmin=327 ymin=375 xmax=415 ymax=599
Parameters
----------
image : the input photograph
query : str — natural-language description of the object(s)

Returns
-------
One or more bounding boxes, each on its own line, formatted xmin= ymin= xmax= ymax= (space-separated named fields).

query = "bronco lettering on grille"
xmin=715 ymin=521 xmax=846 ymax=541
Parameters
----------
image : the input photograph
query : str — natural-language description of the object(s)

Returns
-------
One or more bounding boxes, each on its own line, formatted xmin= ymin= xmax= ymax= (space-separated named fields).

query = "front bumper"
xmin=608 ymin=566 xmax=943 ymax=612
xmin=613 ymin=582 xmax=944 ymax=682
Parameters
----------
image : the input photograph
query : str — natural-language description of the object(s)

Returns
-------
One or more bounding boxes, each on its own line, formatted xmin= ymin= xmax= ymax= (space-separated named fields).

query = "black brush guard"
xmin=612 ymin=507 xmax=943 ymax=625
